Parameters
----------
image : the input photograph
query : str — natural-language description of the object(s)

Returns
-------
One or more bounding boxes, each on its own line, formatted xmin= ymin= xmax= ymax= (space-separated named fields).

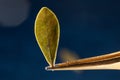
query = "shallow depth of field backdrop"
xmin=0 ymin=0 xmax=120 ymax=80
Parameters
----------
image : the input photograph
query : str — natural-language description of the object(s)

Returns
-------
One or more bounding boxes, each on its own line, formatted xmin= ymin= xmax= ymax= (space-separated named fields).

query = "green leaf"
xmin=34 ymin=7 xmax=60 ymax=67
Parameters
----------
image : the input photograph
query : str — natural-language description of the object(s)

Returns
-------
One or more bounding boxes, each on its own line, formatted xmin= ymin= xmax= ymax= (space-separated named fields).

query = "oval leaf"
xmin=34 ymin=7 xmax=60 ymax=67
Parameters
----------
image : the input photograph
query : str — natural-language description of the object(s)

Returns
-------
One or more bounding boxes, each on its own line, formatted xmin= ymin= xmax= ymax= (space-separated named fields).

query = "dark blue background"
xmin=0 ymin=0 xmax=120 ymax=80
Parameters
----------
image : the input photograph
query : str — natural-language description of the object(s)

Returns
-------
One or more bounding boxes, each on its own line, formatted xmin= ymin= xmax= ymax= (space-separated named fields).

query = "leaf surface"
xmin=34 ymin=7 xmax=60 ymax=67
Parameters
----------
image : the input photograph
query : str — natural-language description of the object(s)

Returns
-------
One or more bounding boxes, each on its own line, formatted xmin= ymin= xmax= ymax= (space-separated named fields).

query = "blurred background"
xmin=0 ymin=0 xmax=120 ymax=80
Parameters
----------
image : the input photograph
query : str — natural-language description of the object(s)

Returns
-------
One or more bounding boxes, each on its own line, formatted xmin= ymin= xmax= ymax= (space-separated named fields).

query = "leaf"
xmin=34 ymin=7 xmax=60 ymax=67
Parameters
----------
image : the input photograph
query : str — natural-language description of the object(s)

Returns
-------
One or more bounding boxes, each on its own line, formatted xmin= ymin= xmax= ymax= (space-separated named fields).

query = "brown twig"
xmin=46 ymin=51 xmax=120 ymax=71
